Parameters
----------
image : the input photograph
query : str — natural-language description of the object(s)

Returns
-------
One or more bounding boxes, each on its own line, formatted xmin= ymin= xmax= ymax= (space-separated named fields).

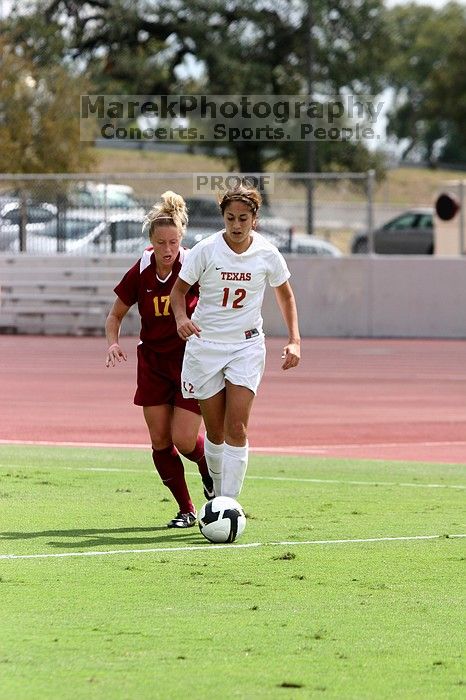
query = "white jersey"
xmin=179 ymin=229 xmax=290 ymax=343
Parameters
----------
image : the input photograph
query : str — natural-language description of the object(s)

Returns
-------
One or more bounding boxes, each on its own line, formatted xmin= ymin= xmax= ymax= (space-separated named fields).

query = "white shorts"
xmin=181 ymin=336 xmax=266 ymax=400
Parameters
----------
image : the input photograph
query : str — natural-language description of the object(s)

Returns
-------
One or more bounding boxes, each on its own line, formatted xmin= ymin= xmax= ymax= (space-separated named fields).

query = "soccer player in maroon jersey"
xmin=105 ymin=191 xmax=214 ymax=528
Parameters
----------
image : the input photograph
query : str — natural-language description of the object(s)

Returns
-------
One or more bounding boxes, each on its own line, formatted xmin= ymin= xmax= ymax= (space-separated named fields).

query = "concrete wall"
xmin=1 ymin=254 xmax=465 ymax=338
xmin=263 ymin=256 xmax=466 ymax=338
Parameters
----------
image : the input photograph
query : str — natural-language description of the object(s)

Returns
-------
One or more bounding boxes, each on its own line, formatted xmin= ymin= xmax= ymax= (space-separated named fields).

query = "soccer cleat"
xmin=202 ymin=475 xmax=215 ymax=501
xmin=167 ymin=510 xmax=197 ymax=529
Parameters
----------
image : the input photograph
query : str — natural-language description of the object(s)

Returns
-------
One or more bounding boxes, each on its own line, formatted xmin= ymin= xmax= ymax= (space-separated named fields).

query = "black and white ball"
xmin=198 ymin=496 xmax=246 ymax=543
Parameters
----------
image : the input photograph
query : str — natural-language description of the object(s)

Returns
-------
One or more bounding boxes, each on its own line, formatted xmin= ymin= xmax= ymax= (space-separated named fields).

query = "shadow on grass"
xmin=0 ymin=526 xmax=202 ymax=548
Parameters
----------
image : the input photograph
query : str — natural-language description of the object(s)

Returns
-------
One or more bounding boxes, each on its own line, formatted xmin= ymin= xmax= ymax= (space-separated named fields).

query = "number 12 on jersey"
xmin=222 ymin=287 xmax=246 ymax=309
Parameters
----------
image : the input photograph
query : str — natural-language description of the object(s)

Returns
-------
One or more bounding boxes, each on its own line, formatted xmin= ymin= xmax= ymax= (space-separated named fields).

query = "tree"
xmin=162 ymin=0 xmax=391 ymax=173
xmin=425 ymin=28 xmax=466 ymax=164
xmin=0 ymin=36 xmax=94 ymax=173
xmin=6 ymin=0 xmax=391 ymax=174
xmin=9 ymin=0 xmax=196 ymax=94
xmin=385 ymin=1 xmax=466 ymax=165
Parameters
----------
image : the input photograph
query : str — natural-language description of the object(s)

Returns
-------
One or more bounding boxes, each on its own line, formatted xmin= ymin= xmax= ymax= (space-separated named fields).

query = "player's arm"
xmin=273 ymin=281 xmax=301 ymax=370
xmin=105 ymin=297 xmax=130 ymax=367
xmin=170 ymin=278 xmax=201 ymax=340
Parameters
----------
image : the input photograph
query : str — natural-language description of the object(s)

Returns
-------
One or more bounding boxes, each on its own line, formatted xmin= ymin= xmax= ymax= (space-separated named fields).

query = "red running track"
xmin=0 ymin=336 xmax=465 ymax=464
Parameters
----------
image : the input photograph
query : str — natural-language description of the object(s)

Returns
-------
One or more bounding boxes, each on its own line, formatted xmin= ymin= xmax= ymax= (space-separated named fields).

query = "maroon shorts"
xmin=134 ymin=343 xmax=201 ymax=415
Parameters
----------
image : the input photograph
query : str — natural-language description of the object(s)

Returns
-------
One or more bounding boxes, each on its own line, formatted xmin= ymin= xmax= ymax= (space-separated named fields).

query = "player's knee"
xmin=225 ymin=420 xmax=247 ymax=444
xmin=173 ymin=436 xmax=195 ymax=455
xmin=171 ymin=424 xmax=197 ymax=454
xmin=151 ymin=439 xmax=171 ymax=451
xmin=149 ymin=430 xmax=171 ymax=451
xmin=206 ymin=428 xmax=225 ymax=444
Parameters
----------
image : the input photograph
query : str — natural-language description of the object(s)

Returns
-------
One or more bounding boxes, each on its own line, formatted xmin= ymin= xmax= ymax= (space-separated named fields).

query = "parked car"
xmin=67 ymin=183 xmax=143 ymax=210
xmin=0 ymin=202 xmax=59 ymax=251
xmin=81 ymin=222 xmax=215 ymax=255
xmin=182 ymin=226 xmax=341 ymax=257
xmin=351 ymin=208 xmax=434 ymax=255
xmin=4 ymin=218 xmax=108 ymax=254
xmin=99 ymin=216 xmax=148 ymax=253
xmin=185 ymin=197 xmax=293 ymax=240
xmin=1 ymin=201 xmax=56 ymax=225
xmin=181 ymin=224 xmax=290 ymax=252
xmin=288 ymin=236 xmax=342 ymax=257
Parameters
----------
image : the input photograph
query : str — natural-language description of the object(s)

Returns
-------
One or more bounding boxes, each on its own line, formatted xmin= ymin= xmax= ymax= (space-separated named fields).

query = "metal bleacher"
xmin=0 ymin=255 xmax=140 ymax=336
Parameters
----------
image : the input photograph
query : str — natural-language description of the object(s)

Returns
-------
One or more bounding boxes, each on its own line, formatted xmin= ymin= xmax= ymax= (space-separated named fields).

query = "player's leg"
xmin=171 ymin=344 xmax=215 ymax=499
xmin=136 ymin=345 xmax=197 ymax=526
xmin=199 ymin=389 xmax=226 ymax=497
xmin=182 ymin=338 xmax=227 ymax=497
xmin=171 ymin=406 xmax=214 ymax=500
xmin=221 ymin=338 xmax=266 ymax=498
xmin=143 ymin=405 xmax=196 ymax=526
xmin=222 ymin=382 xmax=255 ymax=498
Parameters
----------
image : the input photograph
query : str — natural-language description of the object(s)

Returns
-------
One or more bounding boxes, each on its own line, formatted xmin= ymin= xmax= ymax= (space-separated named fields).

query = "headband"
xmin=221 ymin=193 xmax=259 ymax=214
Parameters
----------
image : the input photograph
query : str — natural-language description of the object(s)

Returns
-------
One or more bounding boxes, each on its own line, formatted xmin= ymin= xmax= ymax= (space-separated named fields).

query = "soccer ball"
xmin=198 ymin=496 xmax=246 ymax=544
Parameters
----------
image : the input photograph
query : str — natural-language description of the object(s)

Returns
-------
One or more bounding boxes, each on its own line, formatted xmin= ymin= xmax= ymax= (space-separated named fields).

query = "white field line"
xmin=1 ymin=437 xmax=466 ymax=453
xmin=0 ymin=438 xmax=150 ymax=450
xmin=253 ymin=442 xmax=466 ymax=453
xmin=0 ymin=462 xmax=464 ymax=490
xmin=1 ymin=534 xmax=464 ymax=562
xmin=247 ymin=475 xmax=466 ymax=490
xmin=0 ymin=463 xmax=464 ymax=490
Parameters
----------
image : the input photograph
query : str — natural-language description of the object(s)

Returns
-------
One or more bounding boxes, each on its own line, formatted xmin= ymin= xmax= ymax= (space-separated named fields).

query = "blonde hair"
xmin=219 ymin=184 xmax=262 ymax=215
xmin=142 ymin=191 xmax=188 ymax=237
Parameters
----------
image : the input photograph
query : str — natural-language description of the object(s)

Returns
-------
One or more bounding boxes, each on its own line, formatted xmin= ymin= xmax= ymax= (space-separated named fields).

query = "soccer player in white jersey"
xmin=170 ymin=185 xmax=300 ymax=499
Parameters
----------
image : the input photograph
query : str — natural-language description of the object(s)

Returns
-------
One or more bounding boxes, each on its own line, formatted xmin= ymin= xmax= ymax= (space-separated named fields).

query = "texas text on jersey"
xmin=179 ymin=231 xmax=290 ymax=343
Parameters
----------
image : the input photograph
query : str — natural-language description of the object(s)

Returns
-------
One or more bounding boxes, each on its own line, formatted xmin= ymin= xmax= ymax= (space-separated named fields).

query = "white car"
xmin=288 ymin=236 xmax=342 ymax=257
xmin=0 ymin=202 xmax=58 ymax=252
xmin=67 ymin=183 xmax=144 ymax=210
xmin=4 ymin=219 xmax=108 ymax=254
xmin=182 ymin=227 xmax=342 ymax=257
xmin=0 ymin=194 xmax=146 ymax=254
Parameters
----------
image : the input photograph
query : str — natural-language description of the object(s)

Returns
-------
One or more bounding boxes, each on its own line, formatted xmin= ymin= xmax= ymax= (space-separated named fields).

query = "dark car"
xmin=1 ymin=201 xmax=56 ymax=225
xmin=351 ymin=208 xmax=434 ymax=255
xmin=0 ymin=202 xmax=58 ymax=251
xmin=185 ymin=197 xmax=223 ymax=230
xmin=185 ymin=197 xmax=292 ymax=242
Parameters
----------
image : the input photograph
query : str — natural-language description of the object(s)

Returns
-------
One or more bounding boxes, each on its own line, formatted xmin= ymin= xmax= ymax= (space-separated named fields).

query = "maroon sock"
xmin=152 ymin=446 xmax=194 ymax=514
xmin=180 ymin=434 xmax=209 ymax=478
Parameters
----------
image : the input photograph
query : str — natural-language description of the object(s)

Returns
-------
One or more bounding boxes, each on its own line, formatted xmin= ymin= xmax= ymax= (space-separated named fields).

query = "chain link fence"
xmin=0 ymin=171 xmax=378 ymax=256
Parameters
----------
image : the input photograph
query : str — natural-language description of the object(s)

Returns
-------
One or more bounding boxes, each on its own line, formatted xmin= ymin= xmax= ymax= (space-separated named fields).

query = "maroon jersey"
xmin=114 ymin=247 xmax=198 ymax=353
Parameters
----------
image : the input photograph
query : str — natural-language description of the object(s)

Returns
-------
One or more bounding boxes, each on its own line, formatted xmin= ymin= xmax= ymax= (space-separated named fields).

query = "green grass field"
xmin=0 ymin=445 xmax=464 ymax=699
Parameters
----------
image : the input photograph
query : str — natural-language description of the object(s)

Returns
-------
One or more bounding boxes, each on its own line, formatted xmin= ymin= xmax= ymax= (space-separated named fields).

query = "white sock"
xmin=204 ymin=436 xmax=224 ymax=497
xmin=222 ymin=442 xmax=248 ymax=499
